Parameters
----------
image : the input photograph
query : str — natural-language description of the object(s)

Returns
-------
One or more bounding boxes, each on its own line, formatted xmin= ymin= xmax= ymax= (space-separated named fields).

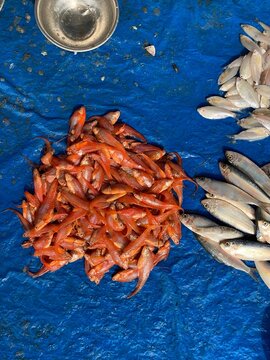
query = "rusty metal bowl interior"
xmin=35 ymin=0 xmax=119 ymax=52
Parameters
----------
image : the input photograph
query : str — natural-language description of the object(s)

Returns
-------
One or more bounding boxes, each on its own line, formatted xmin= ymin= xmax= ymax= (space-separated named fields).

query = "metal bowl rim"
xmin=34 ymin=0 xmax=119 ymax=52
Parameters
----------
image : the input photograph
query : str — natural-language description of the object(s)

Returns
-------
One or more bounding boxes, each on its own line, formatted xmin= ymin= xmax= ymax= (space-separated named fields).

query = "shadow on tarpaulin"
xmin=262 ymin=306 xmax=270 ymax=360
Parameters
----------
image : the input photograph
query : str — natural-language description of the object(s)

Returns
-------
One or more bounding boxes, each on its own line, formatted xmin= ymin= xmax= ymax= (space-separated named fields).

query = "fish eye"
xmin=197 ymin=177 xmax=205 ymax=181
xmin=223 ymin=241 xmax=230 ymax=247
xmin=263 ymin=221 xmax=269 ymax=228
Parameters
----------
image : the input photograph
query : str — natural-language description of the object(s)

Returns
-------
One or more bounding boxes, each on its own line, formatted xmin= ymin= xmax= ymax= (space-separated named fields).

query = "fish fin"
xmin=248 ymin=268 xmax=258 ymax=282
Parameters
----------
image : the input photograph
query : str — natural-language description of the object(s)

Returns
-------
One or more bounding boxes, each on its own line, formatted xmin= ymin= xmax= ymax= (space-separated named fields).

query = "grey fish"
xmin=224 ymin=87 xmax=239 ymax=97
xmin=252 ymin=113 xmax=270 ymax=132
xmin=219 ymin=162 xmax=270 ymax=204
xmin=218 ymin=66 xmax=239 ymax=85
xmin=192 ymin=225 xmax=243 ymax=242
xmin=225 ymin=151 xmax=270 ymax=197
xmin=180 ymin=213 xmax=217 ymax=230
xmin=236 ymin=78 xmax=260 ymax=108
xmin=220 ymin=239 xmax=270 ymax=260
xmin=181 ymin=212 xmax=243 ymax=241
xmin=237 ymin=116 xmax=261 ymax=129
xmin=219 ymin=77 xmax=236 ymax=92
xmin=206 ymin=96 xmax=239 ymax=111
xmin=255 ymin=261 xmax=270 ymax=288
xmin=201 ymin=199 xmax=256 ymax=234
xmin=226 ymin=94 xmax=250 ymax=109
xmin=240 ymin=34 xmax=263 ymax=54
xmin=255 ymin=85 xmax=270 ymax=98
xmin=197 ymin=106 xmax=236 ymax=120
xmin=227 ymin=56 xmax=244 ymax=69
xmin=196 ymin=176 xmax=260 ymax=206
xmin=228 ymin=127 xmax=270 ymax=141
xmin=195 ymin=234 xmax=257 ymax=280
xmin=240 ymin=53 xmax=252 ymax=80
xmin=205 ymin=193 xmax=255 ymax=220
xmin=250 ymin=50 xmax=263 ymax=85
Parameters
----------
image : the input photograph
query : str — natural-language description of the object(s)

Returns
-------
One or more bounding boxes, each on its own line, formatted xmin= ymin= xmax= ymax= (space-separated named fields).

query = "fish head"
xmin=220 ymin=239 xmax=238 ymax=253
xmin=218 ymin=162 xmax=231 ymax=176
xmin=205 ymin=193 xmax=216 ymax=199
xmin=195 ymin=176 xmax=208 ymax=187
xmin=258 ymin=220 xmax=270 ymax=232
xmin=180 ymin=213 xmax=194 ymax=226
xmin=225 ymin=151 xmax=240 ymax=165
xmin=201 ymin=199 xmax=217 ymax=212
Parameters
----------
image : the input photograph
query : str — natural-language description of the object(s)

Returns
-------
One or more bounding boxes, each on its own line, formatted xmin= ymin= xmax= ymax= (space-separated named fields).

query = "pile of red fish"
xmin=14 ymin=107 xmax=191 ymax=297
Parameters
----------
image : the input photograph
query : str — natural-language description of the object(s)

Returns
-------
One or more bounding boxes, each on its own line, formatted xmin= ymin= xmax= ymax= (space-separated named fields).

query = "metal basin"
xmin=35 ymin=0 xmax=119 ymax=52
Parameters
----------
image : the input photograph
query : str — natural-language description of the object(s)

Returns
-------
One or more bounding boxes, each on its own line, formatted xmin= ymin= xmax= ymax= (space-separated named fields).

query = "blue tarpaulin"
xmin=1 ymin=0 xmax=270 ymax=359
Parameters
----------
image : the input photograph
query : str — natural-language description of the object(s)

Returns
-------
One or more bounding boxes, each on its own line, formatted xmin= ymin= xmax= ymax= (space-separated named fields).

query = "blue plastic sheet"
xmin=1 ymin=0 xmax=270 ymax=359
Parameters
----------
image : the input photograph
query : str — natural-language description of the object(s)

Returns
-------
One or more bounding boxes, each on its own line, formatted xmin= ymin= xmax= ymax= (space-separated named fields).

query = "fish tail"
xmin=248 ymin=268 xmax=258 ymax=282
xmin=226 ymin=135 xmax=236 ymax=144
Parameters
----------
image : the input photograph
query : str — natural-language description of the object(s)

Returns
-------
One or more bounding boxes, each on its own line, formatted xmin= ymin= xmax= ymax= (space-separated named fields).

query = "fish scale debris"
xmin=197 ymin=21 xmax=270 ymax=142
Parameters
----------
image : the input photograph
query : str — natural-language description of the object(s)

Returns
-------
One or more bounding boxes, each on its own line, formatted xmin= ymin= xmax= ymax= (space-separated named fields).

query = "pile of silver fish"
xmin=181 ymin=150 xmax=270 ymax=289
xmin=197 ymin=21 xmax=270 ymax=142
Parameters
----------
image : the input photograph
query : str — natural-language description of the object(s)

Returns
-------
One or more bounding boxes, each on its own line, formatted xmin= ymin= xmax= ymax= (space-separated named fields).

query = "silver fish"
xmin=237 ymin=116 xmax=261 ymax=129
xmin=219 ymin=77 xmax=236 ymax=92
xmin=197 ymin=106 xmax=236 ymax=120
xmin=255 ymin=85 xmax=270 ymax=98
xmin=252 ymin=113 xmax=270 ymax=132
xmin=240 ymin=34 xmax=263 ymax=54
xmin=241 ymin=24 xmax=270 ymax=45
xmin=236 ymin=78 xmax=260 ymax=108
xmin=227 ymin=56 xmax=244 ymax=69
xmin=225 ymin=94 xmax=250 ymax=109
xmin=220 ymin=239 xmax=270 ymax=260
xmin=180 ymin=213 xmax=217 ymax=230
xmin=196 ymin=177 xmax=260 ymax=206
xmin=206 ymin=96 xmax=239 ymax=111
xmin=228 ymin=127 xmax=270 ymax=142
xmin=218 ymin=66 xmax=239 ymax=85
xmin=255 ymin=261 xmax=270 ymax=288
xmin=250 ymin=50 xmax=262 ymax=85
xmin=205 ymin=193 xmax=255 ymax=220
xmin=240 ymin=53 xmax=252 ymax=80
xmin=224 ymin=87 xmax=239 ymax=97
xmin=193 ymin=225 xmax=243 ymax=242
xmin=201 ymin=199 xmax=256 ymax=234
xmin=195 ymin=235 xmax=257 ymax=280
xmin=241 ymin=24 xmax=264 ymax=41
xmin=225 ymin=151 xmax=270 ymax=197
xmin=219 ymin=162 xmax=270 ymax=203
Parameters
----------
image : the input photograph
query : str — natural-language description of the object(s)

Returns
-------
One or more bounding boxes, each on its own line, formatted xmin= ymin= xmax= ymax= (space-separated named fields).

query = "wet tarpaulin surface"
xmin=1 ymin=0 xmax=270 ymax=359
